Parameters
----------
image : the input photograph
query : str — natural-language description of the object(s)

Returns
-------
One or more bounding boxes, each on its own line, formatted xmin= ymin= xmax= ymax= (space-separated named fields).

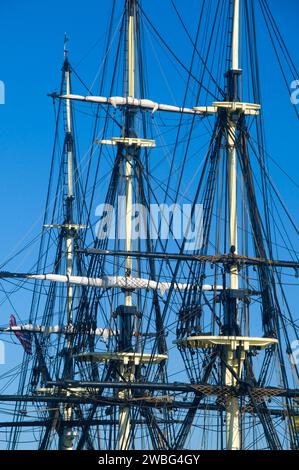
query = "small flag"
xmin=9 ymin=315 xmax=32 ymax=355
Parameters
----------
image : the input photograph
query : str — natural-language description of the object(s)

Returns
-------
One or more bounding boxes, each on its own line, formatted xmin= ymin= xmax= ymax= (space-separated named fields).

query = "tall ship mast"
xmin=0 ymin=0 xmax=298 ymax=450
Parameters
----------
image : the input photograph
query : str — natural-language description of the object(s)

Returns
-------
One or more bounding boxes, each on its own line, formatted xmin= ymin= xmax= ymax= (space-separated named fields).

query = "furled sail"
xmin=0 ymin=272 xmax=223 ymax=295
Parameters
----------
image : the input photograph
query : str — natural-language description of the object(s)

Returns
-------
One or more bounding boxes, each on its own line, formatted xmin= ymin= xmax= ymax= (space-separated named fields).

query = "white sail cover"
xmin=21 ymin=273 xmax=223 ymax=295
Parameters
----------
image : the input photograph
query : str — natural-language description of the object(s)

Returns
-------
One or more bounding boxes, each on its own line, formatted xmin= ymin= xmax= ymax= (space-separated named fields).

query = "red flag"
xmin=10 ymin=315 xmax=32 ymax=355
